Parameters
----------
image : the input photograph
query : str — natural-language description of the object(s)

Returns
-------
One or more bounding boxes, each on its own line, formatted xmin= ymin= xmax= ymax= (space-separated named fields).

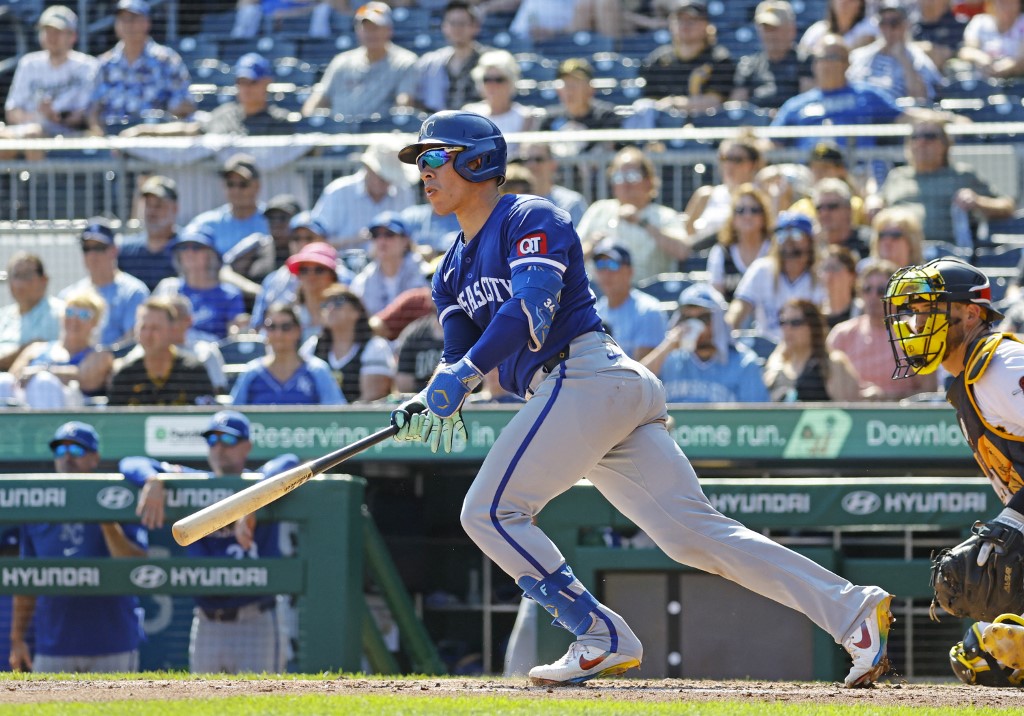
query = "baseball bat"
xmin=171 ymin=424 xmax=398 ymax=546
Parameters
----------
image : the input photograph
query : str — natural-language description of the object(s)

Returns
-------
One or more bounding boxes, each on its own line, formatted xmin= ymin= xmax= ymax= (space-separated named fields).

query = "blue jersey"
xmin=433 ymin=194 xmax=602 ymax=396
xmin=771 ymin=83 xmax=902 ymax=149
xmin=157 ymin=279 xmax=245 ymax=341
xmin=658 ymin=344 xmax=770 ymax=403
xmin=229 ymin=356 xmax=346 ymax=406
xmin=21 ymin=519 xmax=147 ymax=657
xmin=120 ymin=453 xmax=299 ymax=610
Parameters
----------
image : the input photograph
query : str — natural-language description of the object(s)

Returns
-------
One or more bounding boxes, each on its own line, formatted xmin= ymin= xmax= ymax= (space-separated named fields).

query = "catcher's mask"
xmin=883 ymin=257 xmax=1003 ymax=379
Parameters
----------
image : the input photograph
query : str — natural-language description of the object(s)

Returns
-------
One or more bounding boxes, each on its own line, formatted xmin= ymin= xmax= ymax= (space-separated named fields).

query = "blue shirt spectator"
xmin=185 ymin=154 xmax=270 ymax=257
xmin=230 ymin=356 xmax=345 ymax=405
xmin=591 ymin=242 xmax=667 ymax=361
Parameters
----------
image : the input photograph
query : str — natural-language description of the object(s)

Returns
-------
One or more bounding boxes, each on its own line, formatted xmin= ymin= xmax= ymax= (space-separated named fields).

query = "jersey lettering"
xmin=517 ymin=233 xmax=547 ymax=256
xmin=456 ymin=276 xmax=513 ymax=317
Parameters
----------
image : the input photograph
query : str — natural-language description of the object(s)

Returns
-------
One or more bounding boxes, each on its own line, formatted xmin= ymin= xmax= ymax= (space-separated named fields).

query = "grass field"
xmin=1 ymin=673 xmax=1022 ymax=715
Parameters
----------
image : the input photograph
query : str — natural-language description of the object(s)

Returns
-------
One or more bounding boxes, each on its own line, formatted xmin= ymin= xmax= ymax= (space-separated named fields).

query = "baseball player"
xmin=10 ymin=422 xmax=147 ymax=673
xmin=883 ymin=256 xmax=1024 ymax=684
xmin=121 ymin=410 xmax=298 ymax=674
xmin=389 ymin=110 xmax=894 ymax=687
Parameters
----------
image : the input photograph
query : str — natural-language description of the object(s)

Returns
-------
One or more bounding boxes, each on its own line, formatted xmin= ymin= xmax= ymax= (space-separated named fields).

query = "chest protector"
xmin=946 ymin=333 xmax=1024 ymax=505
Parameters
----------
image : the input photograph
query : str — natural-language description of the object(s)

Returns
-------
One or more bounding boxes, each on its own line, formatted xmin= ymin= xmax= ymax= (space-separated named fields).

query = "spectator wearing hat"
xmin=310 ymin=140 xmax=418 ymax=250
xmin=808 ymin=178 xmax=870 ymax=258
xmin=108 ymin=296 xmax=215 ymax=406
xmin=250 ymin=215 xmax=353 ymax=330
xmin=644 ymin=283 xmax=770 ymax=403
xmin=0 ymin=253 xmax=65 ymax=372
xmin=509 ymin=142 xmax=588 ymax=226
xmin=285 ymin=241 xmax=346 ymax=340
xmin=153 ymin=230 xmax=246 ymax=341
xmin=231 ymin=302 xmax=345 ymax=406
xmin=592 ymin=243 xmax=667 ymax=361
xmin=0 ymin=287 xmax=114 ymax=408
xmin=120 ymin=410 xmax=301 ymax=673
xmin=640 ymin=0 xmax=736 ymax=114
xmin=118 ymin=175 xmax=180 ymax=291
xmin=9 ymin=422 xmax=147 ymax=674
xmin=185 ymin=154 xmax=271 ymax=257
xmin=350 ymin=213 xmax=429 ymax=316
xmin=59 ymin=219 xmax=150 ymax=347
xmin=2 ymin=6 xmax=97 ymax=142
xmin=848 ymin=0 xmax=942 ymax=102
xmin=88 ymin=0 xmax=194 ymax=134
xmin=730 ymin=1 xmax=813 ymax=110
xmin=122 ymin=53 xmax=292 ymax=138
xmin=410 ymin=1 xmax=489 ymax=113
xmin=538 ymin=58 xmax=621 ymax=154
xmin=301 ymin=286 xmax=396 ymax=402
xmin=912 ymin=0 xmax=968 ymax=71
xmin=302 ymin=2 xmax=418 ymax=118
xmin=222 ymin=194 xmax=303 ymax=289
xmin=726 ymin=211 xmax=825 ymax=341
xmin=790 ymin=142 xmax=867 ymax=224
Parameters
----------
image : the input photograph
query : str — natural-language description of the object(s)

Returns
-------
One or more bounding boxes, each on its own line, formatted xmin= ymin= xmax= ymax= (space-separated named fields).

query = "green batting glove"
xmin=420 ymin=410 xmax=467 ymax=454
xmin=391 ymin=392 xmax=428 ymax=442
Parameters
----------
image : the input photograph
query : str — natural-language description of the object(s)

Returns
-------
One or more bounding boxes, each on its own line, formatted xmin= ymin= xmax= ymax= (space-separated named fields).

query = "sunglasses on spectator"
xmin=815 ymin=201 xmax=844 ymax=212
xmin=266 ymin=213 xmax=292 ymax=224
xmin=720 ymin=154 xmax=751 ymax=163
xmin=595 ymin=258 xmax=624 ymax=271
xmin=206 ymin=433 xmax=241 ymax=447
xmin=734 ymin=205 xmax=763 ymax=216
xmin=814 ymin=53 xmax=847 ymax=62
xmin=298 ymin=265 xmax=333 ymax=276
xmin=371 ymin=230 xmax=401 ymax=239
xmin=225 ymin=180 xmax=251 ymax=189
xmin=878 ymin=230 xmax=905 ymax=240
xmin=65 ymin=306 xmax=96 ymax=321
xmin=778 ymin=318 xmax=808 ymax=328
xmin=611 ymin=169 xmax=645 ymax=185
xmin=417 ymin=147 xmax=463 ymax=171
xmin=861 ymin=284 xmax=888 ymax=295
xmin=780 ymin=249 xmax=809 ymax=259
xmin=321 ymin=296 xmax=348 ymax=310
xmin=264 ymin=321 xmax=298 ymax=332
xmin=482 ymin=75 xmax=509 ymax=84
xmin=514 ymin=155 xmax=547 ymax=164
xmin=878 ymin=16 xmax=905 ymax=28
xmin=52 ymin=443 xmax=90 ymax=457
xmin=911 ymin=131 xmax=943 ymax=141
xmin=81 ymin=243 xmax=110 ymax=253
xmin=775 ymin=228 xmax=808 ymax=243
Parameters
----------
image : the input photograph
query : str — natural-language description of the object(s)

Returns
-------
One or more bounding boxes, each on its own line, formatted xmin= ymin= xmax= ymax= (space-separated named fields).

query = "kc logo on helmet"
xmin=97 ymin=485 xmax=135 ymax=510
xmin=517 ymin=233 xmax=547 ymax=256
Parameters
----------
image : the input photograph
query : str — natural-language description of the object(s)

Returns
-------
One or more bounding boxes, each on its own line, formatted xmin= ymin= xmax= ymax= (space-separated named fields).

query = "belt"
xmin=199 ymin=599 xmax=276 ymax=623
xmin=541 ymin=345 xmax=570 ymax=374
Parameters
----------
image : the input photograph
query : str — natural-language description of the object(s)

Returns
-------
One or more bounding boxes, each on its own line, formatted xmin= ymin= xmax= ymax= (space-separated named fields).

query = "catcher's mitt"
xmin=930 ymin=520 xmax=1024 ymax=621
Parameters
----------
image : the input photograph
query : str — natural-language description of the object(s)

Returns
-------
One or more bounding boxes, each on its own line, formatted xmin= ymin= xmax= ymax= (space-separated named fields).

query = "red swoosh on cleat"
xmin=852 ymin=624 xmax=872 ymax=649
xmin=579 ymin=654 xmax=607 ymax=671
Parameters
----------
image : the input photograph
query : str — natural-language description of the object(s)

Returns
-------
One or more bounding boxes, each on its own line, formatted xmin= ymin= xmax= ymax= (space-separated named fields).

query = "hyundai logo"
xmin=130 ymin=565 xmax=168 ymax=589
xmin=842 ymin=491 xmax=882 ymax=515
xmin=96 ymin=485 xmax=135 ymax=510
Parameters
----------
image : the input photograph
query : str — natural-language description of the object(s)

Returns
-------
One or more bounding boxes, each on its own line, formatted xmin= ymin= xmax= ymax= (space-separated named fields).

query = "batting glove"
xmin=420 ymin=411 xmax=467 ymax=454
xmin=391 ymin=391 xmax=428 ymax=442
xmin=425 ymin=357 xmax=483 ymax=419
xmin=976 ymin=507 xmax=1024 ymax=566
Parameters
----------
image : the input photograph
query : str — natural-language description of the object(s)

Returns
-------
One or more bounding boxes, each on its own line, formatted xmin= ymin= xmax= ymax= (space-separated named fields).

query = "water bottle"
xmin=951 ymin=204 xmax=973 ymax=251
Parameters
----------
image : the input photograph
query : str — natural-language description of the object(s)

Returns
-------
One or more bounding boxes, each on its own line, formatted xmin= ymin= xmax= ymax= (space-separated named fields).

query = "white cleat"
xmin=528 ymin=641 xmax=641 ymax=686
xmin=843 ymin=594 xmax=895 ymax=688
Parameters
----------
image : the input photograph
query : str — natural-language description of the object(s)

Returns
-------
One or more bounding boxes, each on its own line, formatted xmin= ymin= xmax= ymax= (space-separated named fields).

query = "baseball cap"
xmin=593 ymin=240 xmax=632 ymax=267
xmin=141 ymin=175 xmax=178 ymax=201
xmin=49 ymin=421 xmax=99 ymax=453
xmin=38 ymin=5 xmax=78 ymax=31
xmin=220 ymin=153 xmax=260 ymax=181
xmin=173 ymin=228 xmax=218 ymax=253
xmin=265 ymin=194 xmax=302 ymax=217
xmin=878 ymin=0 xmax=908 ymax=15
xmin=202 ymin=410 xmax=250 ymax=440
xmin=368 ymin=211 xmax=409 ymax=236
xmin=355 ymin=1 xmax=393 ymax=26
xmin=116 ymin=0 xmax=150 ymax=17
xmin=234 ymin=53 xmax=271 ymax=81
xmin=678 ymin=283 xmax=727 ymax=311
xmin=754 ymin=0 xmax=795 ymax=26
xmin=286 ymin=241 xmax=338 ymax=274
xmin=558 ymin=58 xmax=594 ymax=81
xmin=775 ymin=211 xmax=814 ymax=236
xmin=80 ymin=217 xmax=116 ymax=245
xmin=669 ymin=0 xmax=708 ymax=17
xmin=808 ymin=141 xmax=845 ymax=166
xmin=289 ymin=211 xmax=328 ymax=236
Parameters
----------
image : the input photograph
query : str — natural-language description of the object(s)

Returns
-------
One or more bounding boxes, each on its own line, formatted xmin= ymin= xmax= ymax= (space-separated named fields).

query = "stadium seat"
xmin=590 ymin=52 xmax=641 ymax=81
xmin=938 ymin=74 xmax=1003 ymax=101
xmin=654 ymin=109 xmax=692 ymax=149
xmin=535 ymin=32 xmax=615 ymax=61
xmin=191 ymin=60 xmax=234 ymax=87
xmin=360 ymin=108 xmax=429 ymax=134
xmin=199 ymin=10 xmax=236 ymax=38
xmin=975 ymin=244 xmax=1024 ymax=269
xmin=616 ymin=31 xmax=666 ymax=60
xmin=177 ymin=36 xmax=219 ymax=66
xmin=489 ymin=32 xmax=534 ymax=55
xmin=716 ymin=25 xmax=758 ymax=59
xmin=273 ymin=57 xmax=319 ymax=86
xmin=734 ymin=330 xmax=778 ymax=364
xmin=218 ymin=334 xmax=268 ymax=366
xmin=636 ymin=273 xmax=694 ymax=303
xmin=516 ymin=54 xmax=559 ymax=83
xmin=690 ymin=101 xmax=772 ymax=129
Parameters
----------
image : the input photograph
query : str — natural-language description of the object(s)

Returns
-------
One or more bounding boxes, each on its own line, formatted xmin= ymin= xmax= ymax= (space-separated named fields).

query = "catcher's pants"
xmin=461 ymin=331 xmax=888 ymax=645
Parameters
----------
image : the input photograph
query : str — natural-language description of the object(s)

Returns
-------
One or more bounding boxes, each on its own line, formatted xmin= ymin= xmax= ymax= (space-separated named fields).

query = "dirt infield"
xmin=2 ymin=677 xmax=1022 ymax=707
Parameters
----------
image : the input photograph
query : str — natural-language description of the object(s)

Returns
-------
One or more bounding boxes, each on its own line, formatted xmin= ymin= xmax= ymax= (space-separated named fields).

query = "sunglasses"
xmin=417 ymin=147 xmax=463 ymax=171
xmin=81 ymin=243 xmax=110 ymax=253
xmin=206 ymin=433 xmax=241 ymax=447
xmin=778 ymin=318 xmax=808 ymax=328
xmin=861 ymin=285 xmax=887 ymax=295
xmin=780 ymin=249 xmax=810 ymax=259
xmin=482 ymin=75 xmax=509 ymax=84
xmin=321 ymin=297 xmax=348 ymax=310
xmin=721 ymin=154 xmax=751 ymax=164
xmin=65 ymin=306 xmax=96 ymax=321
xmin=911 ymin=132 xmax=943 ymax=141
xmin=878 ymin=230 xmax=905 ymax=240
xmin=878 ymin=15 xmax=905 ymax=28
xmin=226 ymin=181 xmax=251 ymax=189
xmin=776 ymin=228 xmax=808 ymax=243
xmin=611 ymin=169 xmax=645 ymax=185
xmin=814 ymin=53 xmax=847 ymax=62
xmin=264 ymin=321 xmax=298 ymax=332
xmin=815 ymin=201 xmax=844 ymax=212
xmin=371 ymin=230 xmax=401 ymax=239
xmin=266 ymin=213 xmax=292 ymax=224
xmin=53 ymin=443 xmax=90 ymax=457
xmin=734 ymin=205 xmax=763 ymax=216
xmin=595 ymin=258 xmax=624 ymax=271
xmin=515 ymin=156 xmax=547 ymax=164
xmin=298 ymin=265 xmax=333 ymax=276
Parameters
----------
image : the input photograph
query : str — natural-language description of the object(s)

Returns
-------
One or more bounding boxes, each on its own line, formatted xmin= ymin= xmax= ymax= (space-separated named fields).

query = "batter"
xmin=390 ymin=110 xmax=893 ymax=687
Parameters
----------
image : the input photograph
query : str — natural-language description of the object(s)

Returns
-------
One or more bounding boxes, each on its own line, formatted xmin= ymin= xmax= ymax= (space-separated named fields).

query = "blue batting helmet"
xmin=398 ymin=111 xmax=507 ymax=185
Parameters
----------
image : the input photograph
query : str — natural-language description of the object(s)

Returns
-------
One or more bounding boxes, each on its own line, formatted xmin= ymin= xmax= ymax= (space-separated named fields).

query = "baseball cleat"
xmin=980 ymin=614 xmax=1024 ymax=670
xmin=842 ymin=594 xmax=894 ymax=688
xmin=528 ymin=642 xmax=640 ymax=686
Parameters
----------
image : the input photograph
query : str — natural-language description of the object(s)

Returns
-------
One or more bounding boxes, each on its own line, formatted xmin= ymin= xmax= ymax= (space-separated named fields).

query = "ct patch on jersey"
xmin=516 ymin=232 xmax=548 ymax=256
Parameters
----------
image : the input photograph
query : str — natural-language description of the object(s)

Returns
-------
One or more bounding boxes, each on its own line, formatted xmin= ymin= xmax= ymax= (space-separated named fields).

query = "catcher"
xmin=883 ymin=256 xmax=1024 ymax=686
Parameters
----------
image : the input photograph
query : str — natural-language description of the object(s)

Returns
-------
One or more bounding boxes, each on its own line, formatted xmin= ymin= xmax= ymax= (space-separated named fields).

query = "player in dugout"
xmin=883 ymin=256 xmax=1024 ymax=685
xmin=388 ymin=110 xmax=895 ymax=688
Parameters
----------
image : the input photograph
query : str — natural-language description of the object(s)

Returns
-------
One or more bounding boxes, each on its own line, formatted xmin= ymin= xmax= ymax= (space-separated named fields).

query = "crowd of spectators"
xmin=0 ymin=0 xmax=1023 ymax=410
